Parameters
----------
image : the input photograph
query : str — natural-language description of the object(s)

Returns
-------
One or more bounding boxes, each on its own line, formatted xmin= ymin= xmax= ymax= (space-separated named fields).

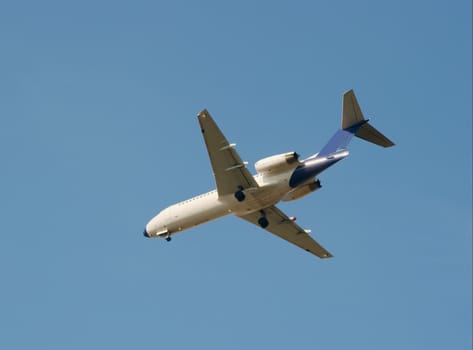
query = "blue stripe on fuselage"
xmin=317 ymin=129 xmax=354 ymax=158
xmin=289 ymin=154 xmax=346 ymax=188
xmin=288 ymin=122 xmax=366 ymax=188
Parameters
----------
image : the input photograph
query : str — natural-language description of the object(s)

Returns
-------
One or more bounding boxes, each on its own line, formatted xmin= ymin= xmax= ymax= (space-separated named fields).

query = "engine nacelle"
xmin=255 ymin=152 xmax=300 ymax=175
xmin=282 ymin=180 xmax=322 ymax=201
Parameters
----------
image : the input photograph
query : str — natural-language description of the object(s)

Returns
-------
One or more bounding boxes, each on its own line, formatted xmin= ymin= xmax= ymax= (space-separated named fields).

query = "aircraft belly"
xmin=228 ymin=184 xmax=289 ymax=215
xmin=153 ymin=183 xmax=291 ymax=234
xmin=166 ymin=193 xmax=229 ymax=233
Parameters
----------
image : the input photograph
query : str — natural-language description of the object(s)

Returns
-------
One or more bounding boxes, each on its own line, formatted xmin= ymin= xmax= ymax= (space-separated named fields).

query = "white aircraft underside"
xmin=144 ymin=90 xmax=394 ymax=258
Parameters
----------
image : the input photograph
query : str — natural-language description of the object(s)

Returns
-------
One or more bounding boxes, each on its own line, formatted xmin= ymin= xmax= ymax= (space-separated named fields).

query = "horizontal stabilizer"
xmin=355 ymin=123 xmax=395 ymax=147
xmin=342 ymin=89 xmax=395 ymax=148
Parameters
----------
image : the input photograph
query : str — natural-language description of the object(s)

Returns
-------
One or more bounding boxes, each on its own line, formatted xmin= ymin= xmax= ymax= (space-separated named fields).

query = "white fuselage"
xmin=145 ymin=171 xmax=294 ymax=238
xmin=145 ymin=148 xmax=349 ymax=239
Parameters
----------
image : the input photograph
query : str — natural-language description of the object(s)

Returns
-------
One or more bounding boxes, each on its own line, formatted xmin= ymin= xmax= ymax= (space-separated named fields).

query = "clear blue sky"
xmin=0 ymin=1 xmax=471 ymax=349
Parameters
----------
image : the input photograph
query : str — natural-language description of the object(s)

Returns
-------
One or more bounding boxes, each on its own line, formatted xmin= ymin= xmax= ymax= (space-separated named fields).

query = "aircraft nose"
xmin=143 ymin=227 xmax=150 ymax=238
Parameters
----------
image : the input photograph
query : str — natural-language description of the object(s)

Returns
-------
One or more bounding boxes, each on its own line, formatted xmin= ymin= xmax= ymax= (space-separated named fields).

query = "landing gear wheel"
xmin=165 ymin=236 xmax=172 ymax=242
xmin=258 ymin=217 xmax=269 ymax=228
xmin=234 ymin=190 xmax=245 ymax=202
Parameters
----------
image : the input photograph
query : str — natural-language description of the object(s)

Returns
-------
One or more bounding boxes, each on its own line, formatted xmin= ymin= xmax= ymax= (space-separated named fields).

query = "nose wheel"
xmin=165 ymin=236 xmax=172 ymax=242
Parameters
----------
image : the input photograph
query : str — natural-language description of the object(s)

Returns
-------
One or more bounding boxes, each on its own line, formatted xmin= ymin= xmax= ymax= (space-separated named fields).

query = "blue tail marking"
xmin=317 ymin=120 xmax=368 ymax=158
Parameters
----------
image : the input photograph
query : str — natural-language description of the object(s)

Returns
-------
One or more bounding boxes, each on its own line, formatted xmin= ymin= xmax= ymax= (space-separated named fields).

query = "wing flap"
xmin=238 ymin=206 xmax=332 ymax=258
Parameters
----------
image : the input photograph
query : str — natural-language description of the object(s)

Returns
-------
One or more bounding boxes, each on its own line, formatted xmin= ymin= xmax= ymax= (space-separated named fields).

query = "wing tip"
xmin=198 ymin=109 xmax=210 ymax=118
xmin=306 ymin=249 xmax=333 ymax=259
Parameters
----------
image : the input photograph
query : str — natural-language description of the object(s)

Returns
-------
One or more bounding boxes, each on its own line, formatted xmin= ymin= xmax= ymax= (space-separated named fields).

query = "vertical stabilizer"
xmin=342 ymin=89 xmax=365 ymax=129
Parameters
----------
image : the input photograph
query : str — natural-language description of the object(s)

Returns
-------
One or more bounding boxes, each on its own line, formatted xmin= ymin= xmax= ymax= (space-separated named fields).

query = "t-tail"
xmin=317 ymin=89 xmax=395 ymax=158
xmin=289 ymin=90 xmax=394 ymax=188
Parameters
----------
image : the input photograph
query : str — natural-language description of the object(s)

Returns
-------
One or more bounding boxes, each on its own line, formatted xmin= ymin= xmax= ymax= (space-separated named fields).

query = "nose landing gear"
xmin=162 ymin=232 xmax=172 ymax=242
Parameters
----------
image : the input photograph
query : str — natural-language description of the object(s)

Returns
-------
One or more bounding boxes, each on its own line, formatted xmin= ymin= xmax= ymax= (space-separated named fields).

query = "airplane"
xmin=143 ymin=90 xmax=394 ymax=258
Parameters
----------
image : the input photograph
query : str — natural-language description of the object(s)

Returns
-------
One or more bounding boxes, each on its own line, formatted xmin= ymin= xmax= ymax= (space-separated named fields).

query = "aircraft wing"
xmin=238 ymin=206 xmax=333 ymax=258
xmin=198 ymin=110 xmax=259 ymax=196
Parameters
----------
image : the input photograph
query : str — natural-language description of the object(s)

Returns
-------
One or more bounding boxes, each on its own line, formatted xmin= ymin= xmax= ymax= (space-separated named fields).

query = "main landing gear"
xmin=258 ymin=217 xmax=269 ymax=228
xmin=234 ymin=186 xmax=246 ymax=202
xmin=233 ymin=186 xmax=268 ymax=228
xmin=258 ymin=210 xmax=269 ymax=228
